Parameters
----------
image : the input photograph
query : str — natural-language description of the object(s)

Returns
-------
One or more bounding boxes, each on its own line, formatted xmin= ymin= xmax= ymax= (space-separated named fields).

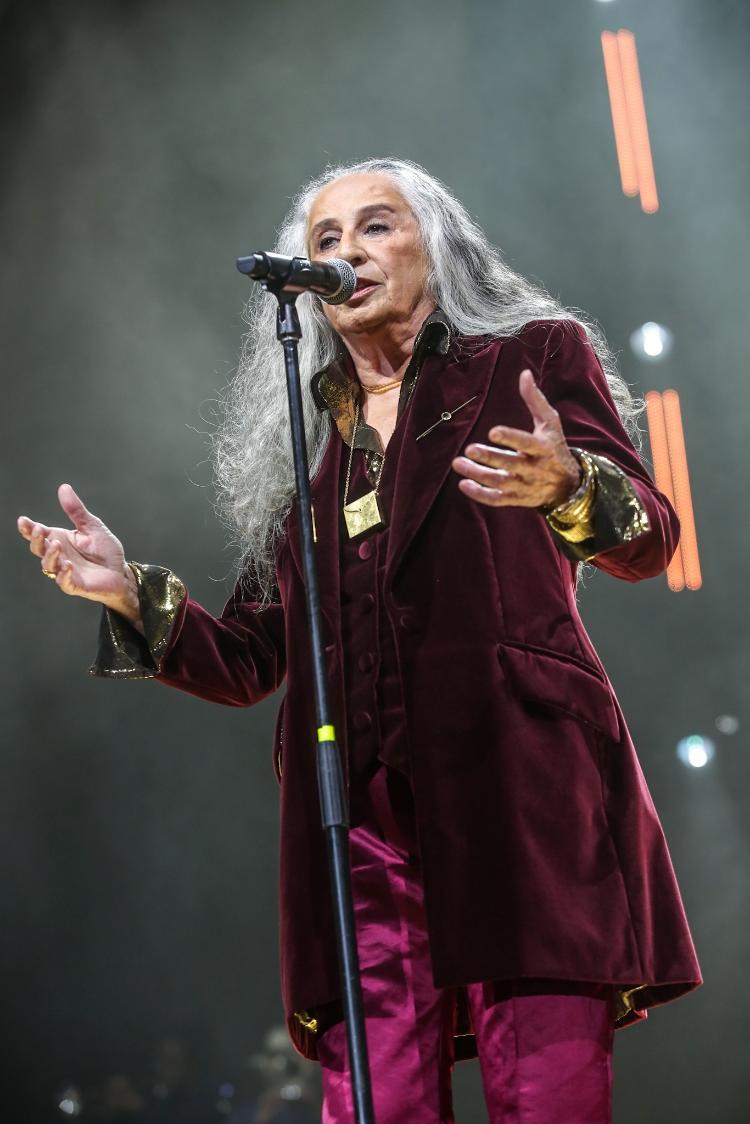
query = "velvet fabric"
xmin=339 ymin=410 xmax=418 ymax=781
xmin=154 ymin=320 xmax=702 ymax=1056
xmin=318 ymin=765 xmax=614 ymax=1123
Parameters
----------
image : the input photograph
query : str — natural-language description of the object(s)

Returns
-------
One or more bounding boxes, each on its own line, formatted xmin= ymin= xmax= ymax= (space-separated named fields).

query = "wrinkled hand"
xmin=17 ymin=484 xmax=141 ymax=623
xmin=451 ymin=369 xmax=582 ymax=508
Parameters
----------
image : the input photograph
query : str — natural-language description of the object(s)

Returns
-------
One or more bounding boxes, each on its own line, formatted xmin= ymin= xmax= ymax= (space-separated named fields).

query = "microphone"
xmin=236 ymin=252 xmax=356 ymax=305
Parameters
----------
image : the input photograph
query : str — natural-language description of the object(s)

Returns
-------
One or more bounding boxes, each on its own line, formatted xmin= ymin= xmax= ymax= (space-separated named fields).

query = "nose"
xmin=335 ymin=229 xmax=367 ymax=267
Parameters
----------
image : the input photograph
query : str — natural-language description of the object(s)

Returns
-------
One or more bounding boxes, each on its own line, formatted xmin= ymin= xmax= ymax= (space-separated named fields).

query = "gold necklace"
xmin=361 ymin=378 xmax=402 ymax=396
xmin=342 ymin=401 xmax=387 ymax=538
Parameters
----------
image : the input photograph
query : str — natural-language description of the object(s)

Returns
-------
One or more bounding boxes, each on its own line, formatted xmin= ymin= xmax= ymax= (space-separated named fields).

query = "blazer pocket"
xmin=497 ymin=641 xmax=620 ymax=743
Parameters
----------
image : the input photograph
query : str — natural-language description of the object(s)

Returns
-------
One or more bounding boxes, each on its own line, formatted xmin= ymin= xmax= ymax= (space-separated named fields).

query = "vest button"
xmin=399 ymin=612 xmax=415 ymax=631
xmin=353 ymin=711 xmax=372 ymax=732
xmin=358 ymin=540 xmax=373 ymax=560
xmin=358 ymin=651 xmax=375 ymax=672
xmin=360 ymin=593 xmax=375 ymax=613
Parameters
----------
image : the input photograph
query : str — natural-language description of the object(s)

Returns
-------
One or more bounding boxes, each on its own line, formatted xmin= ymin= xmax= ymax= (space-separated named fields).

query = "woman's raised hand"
xmin=17 ymin=484 xmax=142 ymax=625
xmin=452 ymin=369 xmax=582 ymax=509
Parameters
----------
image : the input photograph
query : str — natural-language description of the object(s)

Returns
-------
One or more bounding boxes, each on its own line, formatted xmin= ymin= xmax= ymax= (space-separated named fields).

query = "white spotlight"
xmin=58 ymin=1090 xmax=81 ymax=1117
xmin=715 ymin=714 xmax=739 ymax=735
xmin=676 ymin=735 xmax=715 ymax=769
xmin=629 ymin=322 xmax=674 ymax=362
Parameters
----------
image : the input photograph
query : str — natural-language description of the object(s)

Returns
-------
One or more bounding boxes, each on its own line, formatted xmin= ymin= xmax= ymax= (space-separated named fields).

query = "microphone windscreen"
xmin=235 ymin=253 xmax=265 ymax=278
xmin=320 ymin=258 xmax=357 ymax=305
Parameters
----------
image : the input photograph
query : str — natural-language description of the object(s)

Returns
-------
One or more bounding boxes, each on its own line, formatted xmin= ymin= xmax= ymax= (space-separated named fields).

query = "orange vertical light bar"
xmin=661 ymin=390 xmax=702 ymax=590
xmin=601 ymin=31 xmax=639 ymax=196
xmin=645 ymin=391 xmax=685 ymax=591
xmin=617 ymin=29 xmax=659 ymax=213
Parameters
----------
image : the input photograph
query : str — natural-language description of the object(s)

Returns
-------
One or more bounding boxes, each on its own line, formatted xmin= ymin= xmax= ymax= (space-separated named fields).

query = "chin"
xmin=332 ymin=301 xmax=390 ymax=334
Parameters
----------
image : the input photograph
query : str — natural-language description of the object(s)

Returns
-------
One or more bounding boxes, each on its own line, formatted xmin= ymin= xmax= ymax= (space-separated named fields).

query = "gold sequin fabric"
xmin=591 ymin=452 xmax=651 ymax=542
xmin=89 ymin=562 xmax=187 ymax=679
xmin=545 ymin=447 xmax=651 ymax=562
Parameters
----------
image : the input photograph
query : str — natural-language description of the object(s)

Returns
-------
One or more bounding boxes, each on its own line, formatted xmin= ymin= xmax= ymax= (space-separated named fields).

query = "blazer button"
xmin=360 ymin=593 xmax=375 ymax=613
xmin=358 ymin=540 xmax=373 ymax=560
xmin=358 ymin=651 xmax=375 ymax=672
xmin=353 ymin=711 xmax=372 ymax=732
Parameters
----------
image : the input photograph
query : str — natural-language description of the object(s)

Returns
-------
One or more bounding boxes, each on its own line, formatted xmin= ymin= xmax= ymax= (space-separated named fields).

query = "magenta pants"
xmin=317 ymin=768 xmax=614 ymax=1123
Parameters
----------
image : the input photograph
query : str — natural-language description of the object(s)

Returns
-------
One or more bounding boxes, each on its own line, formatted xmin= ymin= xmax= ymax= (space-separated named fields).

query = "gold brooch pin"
xmin=416 ymin=395 xmax=478 ymax=441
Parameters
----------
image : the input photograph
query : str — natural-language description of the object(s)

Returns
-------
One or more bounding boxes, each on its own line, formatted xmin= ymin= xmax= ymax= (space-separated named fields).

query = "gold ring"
xmin=42 ymin=568 xmax=57 ymax=579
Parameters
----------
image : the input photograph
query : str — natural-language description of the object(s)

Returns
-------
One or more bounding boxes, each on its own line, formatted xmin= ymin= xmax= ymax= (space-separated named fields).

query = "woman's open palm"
xmin=17 ymin=484 xmax=131 ymax=607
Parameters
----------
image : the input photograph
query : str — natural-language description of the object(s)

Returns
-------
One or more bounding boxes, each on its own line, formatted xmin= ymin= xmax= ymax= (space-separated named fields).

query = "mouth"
xmin=347 ymin=279 xmax=380 ymax=304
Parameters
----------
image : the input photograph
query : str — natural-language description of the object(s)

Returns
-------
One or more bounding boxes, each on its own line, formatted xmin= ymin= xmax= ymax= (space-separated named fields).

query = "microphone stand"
xmin=260 ymin=282 xmax=375 ymax=1124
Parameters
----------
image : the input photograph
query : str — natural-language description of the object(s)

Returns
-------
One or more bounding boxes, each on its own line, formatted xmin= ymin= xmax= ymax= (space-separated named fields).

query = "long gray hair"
xmin=214 ymin=157 xmax=640 ymax=603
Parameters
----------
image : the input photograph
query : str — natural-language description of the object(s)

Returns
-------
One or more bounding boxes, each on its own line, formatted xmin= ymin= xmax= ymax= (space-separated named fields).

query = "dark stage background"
xmin=3 ymin=1 xmax=749 ymax=1120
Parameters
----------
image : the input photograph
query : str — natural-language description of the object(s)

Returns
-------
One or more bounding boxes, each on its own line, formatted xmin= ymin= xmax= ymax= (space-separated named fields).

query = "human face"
xmin=306 ymin=173 xmax=435 ymax=342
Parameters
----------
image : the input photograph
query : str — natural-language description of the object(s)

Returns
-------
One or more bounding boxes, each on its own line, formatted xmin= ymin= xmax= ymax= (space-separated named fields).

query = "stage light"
xmin=281 ymin=1082 xmax=303 ymax=1101
xmin=677 ymin=735 xmax=716 ymax=769
xmin=645 ymin=388 xmax=702 ymax=591
xmin=601 ymin=29 xmax=659 ymax=211
xmin=630 ymin=322 xmax=674 ymax=361
xmin=715 ymin=714 xmax=740 ymax=735
xmin=56 ymin=1085 xmax=82 ymax=1117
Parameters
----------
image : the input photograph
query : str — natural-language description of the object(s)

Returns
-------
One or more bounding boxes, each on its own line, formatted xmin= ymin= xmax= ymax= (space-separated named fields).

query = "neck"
xmin=339 ymin=298 xmax=436 ymax=390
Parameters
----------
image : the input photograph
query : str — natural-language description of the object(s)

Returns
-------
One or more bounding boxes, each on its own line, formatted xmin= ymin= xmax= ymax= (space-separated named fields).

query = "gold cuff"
xmin=543 ymin=450 xmax=597 ymax=543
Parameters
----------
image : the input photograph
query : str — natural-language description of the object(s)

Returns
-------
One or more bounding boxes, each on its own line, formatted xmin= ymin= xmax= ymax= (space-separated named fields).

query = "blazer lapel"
xmin=386 ymin=340 xmax=502 ymax=582
xmin=286 ymin=337 xmax=504 ymax=604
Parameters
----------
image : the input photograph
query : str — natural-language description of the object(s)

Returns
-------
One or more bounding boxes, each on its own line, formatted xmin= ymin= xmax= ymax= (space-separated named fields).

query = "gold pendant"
xmin=343 ymin=490 xmax=386 ymax=538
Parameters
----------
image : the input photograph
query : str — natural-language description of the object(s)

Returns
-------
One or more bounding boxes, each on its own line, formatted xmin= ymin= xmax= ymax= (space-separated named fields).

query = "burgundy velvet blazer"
xmin=155 ymin=319 xmax=701 ymax=1050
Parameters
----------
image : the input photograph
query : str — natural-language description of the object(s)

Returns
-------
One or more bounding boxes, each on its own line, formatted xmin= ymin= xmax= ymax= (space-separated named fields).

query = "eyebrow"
xmin=309 ymin=202 xmax=398 ymax=242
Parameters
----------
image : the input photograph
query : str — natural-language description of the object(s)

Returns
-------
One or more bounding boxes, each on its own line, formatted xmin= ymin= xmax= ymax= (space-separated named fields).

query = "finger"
xmin=456 ymin=446 xmax=535 ymax=478
xmin=518 ymin=369 xmax=560 ymax=427
xmin=56 ymin=558 xmax=77 ymax=595
xmin=58 ymin=483 xmax=99 ymax=531
xmin=485 ymin=425 xmax=545 ymax=455
xmin=457 ymin=478 xmax=527 ymax=508
xmin=453 ymin=457 xmax=514 ymax=490
xmin=17 ymin=515 xmax=35 ymax=540
xmin=28 ymin=521 xmax=51 ymax=558
xmin=41 ymin=539 xmax=62 ymax=575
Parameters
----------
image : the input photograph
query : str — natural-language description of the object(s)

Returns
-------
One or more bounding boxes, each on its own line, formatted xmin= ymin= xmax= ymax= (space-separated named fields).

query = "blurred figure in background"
xmin=228 ymin=1026 xmax=319 ymax=1124
xmin=142 ymin=1035 xmax=219 ymax=1124
xmin=83 ymin=1073 xmax=147 ymax=1122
